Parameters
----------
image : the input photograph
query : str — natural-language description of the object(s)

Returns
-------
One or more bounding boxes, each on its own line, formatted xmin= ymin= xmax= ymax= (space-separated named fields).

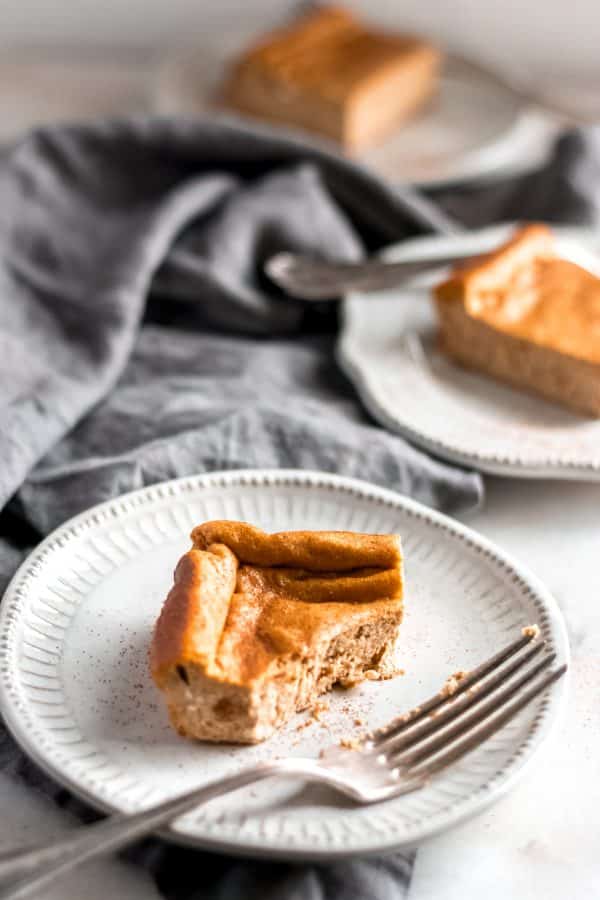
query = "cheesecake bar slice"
xmin=433 ymin=224 xmax=600 ymax=417
xmin=150 ymin=521 xmax=404 ymax=743
xmin=220 ymin=5 xmax=441 ymax=151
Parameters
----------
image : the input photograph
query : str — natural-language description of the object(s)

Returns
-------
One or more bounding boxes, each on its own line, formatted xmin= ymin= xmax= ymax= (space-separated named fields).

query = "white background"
xmin=1 ymin=0 xmax=598 ymax=86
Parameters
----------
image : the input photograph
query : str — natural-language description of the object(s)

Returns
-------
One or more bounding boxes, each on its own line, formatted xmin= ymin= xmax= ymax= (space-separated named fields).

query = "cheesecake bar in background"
xmin=219 ymin=5 xmax=442 ymax=151
xmin=434 ymin=224 xmax=600 ymax=417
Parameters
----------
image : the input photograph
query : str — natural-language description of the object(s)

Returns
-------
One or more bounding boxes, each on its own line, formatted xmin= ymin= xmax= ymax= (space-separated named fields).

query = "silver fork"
xmin=264 ymin=250 xmax=469 ymax=299
xmin=0 ymin=631 xmax=565 ymax=900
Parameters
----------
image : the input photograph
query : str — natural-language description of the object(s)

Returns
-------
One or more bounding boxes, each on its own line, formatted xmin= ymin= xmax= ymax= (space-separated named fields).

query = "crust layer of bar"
xmin=434 ymin=224 xmax=600 ymax=416
xmin=219 ymin=5 xmax=441 ymax=150
xmin=150 ymin=521 xmax=404 ymax=743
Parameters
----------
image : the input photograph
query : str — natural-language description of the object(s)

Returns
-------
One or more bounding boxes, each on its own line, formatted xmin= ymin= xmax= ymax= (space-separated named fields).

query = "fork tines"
xmin=366 ymin=630 xmax=566 ymax=782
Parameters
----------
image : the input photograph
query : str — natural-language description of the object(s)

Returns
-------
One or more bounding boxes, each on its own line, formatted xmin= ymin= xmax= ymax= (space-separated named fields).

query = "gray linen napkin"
xmin=0 ymin=115 xmax=597 ymax=899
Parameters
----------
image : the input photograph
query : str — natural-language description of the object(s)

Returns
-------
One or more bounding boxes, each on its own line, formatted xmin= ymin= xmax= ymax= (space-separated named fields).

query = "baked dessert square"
xmin=433 ymin=224 xmax=600 ymax=417
xmin=150 ymin=521 xmax=404 ymax=743
xmin=219 ymin=5 xmax=441 ymax=151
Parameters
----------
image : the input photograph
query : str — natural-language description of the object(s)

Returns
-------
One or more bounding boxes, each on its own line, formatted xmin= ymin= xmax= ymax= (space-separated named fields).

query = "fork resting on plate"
xmin=0 ymin=630 xmax=565 ymax=900
xmin=265 ymin=250 xmax=467 ymax=298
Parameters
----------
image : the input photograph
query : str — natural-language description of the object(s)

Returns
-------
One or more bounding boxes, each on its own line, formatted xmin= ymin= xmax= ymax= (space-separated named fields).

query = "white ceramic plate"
xmin=338 ymin=225 xmax=600 ymax=481
xmin=0 ymin=470 xmax=568 ymax=859
xmin=154 ymin=46 xmax=559 ymax=189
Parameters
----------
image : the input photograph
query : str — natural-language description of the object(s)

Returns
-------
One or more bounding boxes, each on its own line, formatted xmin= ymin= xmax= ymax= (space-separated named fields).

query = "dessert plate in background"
xmin=155 ymin=47 xmax=559 ymax=189
xmin=0 ymin=470 xmax=568 ymax=859
xmin=338 ymin=225 xmax=600 ymax=480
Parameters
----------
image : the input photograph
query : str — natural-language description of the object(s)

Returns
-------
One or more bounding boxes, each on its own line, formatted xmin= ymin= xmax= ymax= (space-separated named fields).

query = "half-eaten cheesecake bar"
xmin=150 ymin=521 xmax=404 ymax=743
xmin=220 ymin=5 xmax=441 ymax=151
xmin=434 ymin=224 xmax=600 ymax=417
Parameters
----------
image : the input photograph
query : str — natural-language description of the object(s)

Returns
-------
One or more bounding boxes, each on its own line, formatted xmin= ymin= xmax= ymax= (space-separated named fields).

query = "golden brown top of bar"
xmin=150 ymin=521 xmax=403 ymax=685
xmin=227 ymin=5 xmax=438 ymax=103
xmin=435 ymin=224 xmax=600 ymax=364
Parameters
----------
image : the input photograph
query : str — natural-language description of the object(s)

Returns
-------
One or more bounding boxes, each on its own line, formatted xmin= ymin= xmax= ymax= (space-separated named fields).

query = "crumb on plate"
xmin=440 ymin=669 xmax=468 ymax=698
xmin=340 ymin=736 xmax=363 ymax=751
xmin=296 ymin=717 xmax=314 ymax=731
xmin=310 ymin=700 xmax=330 ymax=722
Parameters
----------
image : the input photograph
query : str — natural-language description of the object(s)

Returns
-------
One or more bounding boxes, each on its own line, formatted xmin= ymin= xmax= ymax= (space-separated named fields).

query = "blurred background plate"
xmin=338 ymin=225 xmax=600 ymax=479
xmin=155 ymin=47 xmax=560 ymax=188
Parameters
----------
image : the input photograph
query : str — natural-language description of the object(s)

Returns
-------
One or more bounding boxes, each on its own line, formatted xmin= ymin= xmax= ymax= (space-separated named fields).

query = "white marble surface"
xmin=411 ymin=478 xmax=600 ymax=900
xmin=2 ymin=477 xmax=598 ymax=898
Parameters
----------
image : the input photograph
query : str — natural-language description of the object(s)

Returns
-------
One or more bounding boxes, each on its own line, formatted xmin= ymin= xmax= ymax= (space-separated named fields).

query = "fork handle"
xmin=0 ymin=758 xmax=319 ymax=900
xmin=265 ymin=252 xmax=468 ymax=299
